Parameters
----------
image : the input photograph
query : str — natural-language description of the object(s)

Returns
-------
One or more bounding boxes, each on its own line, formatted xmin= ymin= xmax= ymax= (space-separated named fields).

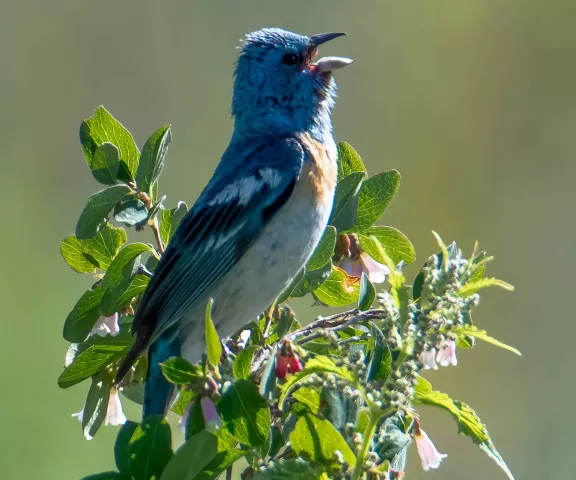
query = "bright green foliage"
xmin=290 ymin=414 xmax=357 ymax=467
xmin=415 ymin=377 xmax=515 ymax=480
xmin=204 ymin=298 xmax=222 ymax=367
xmin=60 ymin=108 xmax=518 ymax=480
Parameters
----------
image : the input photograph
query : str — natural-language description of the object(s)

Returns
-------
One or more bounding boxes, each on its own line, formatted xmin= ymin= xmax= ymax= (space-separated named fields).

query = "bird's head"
xmin=232 ymin=28 xmax=352 ymax=137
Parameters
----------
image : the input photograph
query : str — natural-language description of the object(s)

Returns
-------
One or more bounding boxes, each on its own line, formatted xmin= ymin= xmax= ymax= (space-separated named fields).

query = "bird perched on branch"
xmin=115 ymin=27 xmax=352 ymax=418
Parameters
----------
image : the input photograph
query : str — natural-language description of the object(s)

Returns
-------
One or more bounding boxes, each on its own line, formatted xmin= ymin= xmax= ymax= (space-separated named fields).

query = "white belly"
xmin=180 ymin=139 xmax=336 ymax=362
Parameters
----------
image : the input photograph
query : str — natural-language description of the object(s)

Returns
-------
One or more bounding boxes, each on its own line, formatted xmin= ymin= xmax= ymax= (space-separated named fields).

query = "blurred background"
xmin=1 ymin=0 xmax=574 ymax=478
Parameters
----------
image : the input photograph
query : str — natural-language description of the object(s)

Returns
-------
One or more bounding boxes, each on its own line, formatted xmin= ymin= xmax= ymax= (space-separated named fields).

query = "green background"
xmin=1 ymin=0 xmax=573 ymax=478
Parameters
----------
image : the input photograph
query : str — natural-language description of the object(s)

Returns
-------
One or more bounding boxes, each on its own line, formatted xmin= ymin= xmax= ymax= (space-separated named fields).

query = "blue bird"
xmin=115 ymin=27 xmax=352 ymax=418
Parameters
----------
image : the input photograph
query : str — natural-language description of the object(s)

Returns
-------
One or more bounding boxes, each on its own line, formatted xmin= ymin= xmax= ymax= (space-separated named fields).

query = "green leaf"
xmin=128 ymin=416 xmax=173 ymax=480
xmin=194 ymin=429 xmax=246 ymax=480
xmin=115 ymin=421 xmax=139 ymax=474
xmin=160 ymin=201 xmax=188 ymax=246
xmin=91 ymin=142 xmax=120 ymax=185
xmin=337 ymin=142 xmax=366 ymax=182
xmin=100 ymin=274 xmax=150 ymax=317
xmin=292 ymin=387 xmax=321 ymax=414
xmin=307 ymin=226 xmax=337 ymax=271
xmin=114 ymin=199 xmax=149 ymax=227
xmin=218 ymin=379 xmax=270 ymax=447
xmin=80 ymin=106 xmax=140 ymax=181
xmin=414 ymin=377 xmax=515 ymax=480
xmin=101 ymin=243 xmax=155 ymax=289
xmin=159 ymin=431 xmax=217 ymax=480
xmin=366 ymin=322 xmax=391 ymax=382
xmin=358 ymin=272 xmax=376 ymax=311
xmin=61 ymin=224 xmax=127 ymax=273
xmin=259 ymin=349 xmax=278 ymax=401
xmin=63 ymin=285 xmax=107 ymax=342
xmin=329 ymin=171 xmax=365 ymax=228
xmin=289 ymin=261 xmax=333 ymax=298
xmin=81 ymin=473 xmax=125 ymax=480
xmin=357 ymin=226 xmax=415 ymax=265
xmin=356 ymin=170 xmax=400 ymax=231
xmin=252 ymin=460 xmax=327 ymax=479
xmin=458 ymin=277 xmax=515 ymax=297
xmin=313 ymin=266 xmax=360 ymax=307
xmin=451 ymin=325 xmax=521 ymax=356
xmin=204 ymin=298 xmax=222 ymax=367
xmin=80 ymin=370 xmax=113 ymax=440
xmin=146 ymin=195 xmax=166 ymax=224
xmin=136 ymin=125 xmax=172 ymax=194
xmin=290 ymin=414 xmax=356 ymax=467
xmin=233 ymin=346 xmax=258 ymax=380
xmin=160 ymin=357 xmax=203 ymax=384
xmin=58 ymin=344 xmax=130 ymax=388
xmin=278 ymin=356 xmax=357 ymax=409
xmin=76 ymin=185 xmax=132 ymax=239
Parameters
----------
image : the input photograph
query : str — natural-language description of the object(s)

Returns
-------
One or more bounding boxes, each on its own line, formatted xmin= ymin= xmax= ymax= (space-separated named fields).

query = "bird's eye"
xmin=282 ymin=53 xmax=300 ymax=66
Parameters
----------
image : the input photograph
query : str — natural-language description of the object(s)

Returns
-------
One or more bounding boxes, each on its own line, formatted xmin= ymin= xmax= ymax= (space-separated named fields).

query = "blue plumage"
xmin=115 ymin=28 xmax=352 ymax=417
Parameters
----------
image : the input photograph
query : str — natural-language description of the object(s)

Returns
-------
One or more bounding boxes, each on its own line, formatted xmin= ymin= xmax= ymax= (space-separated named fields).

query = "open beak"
xmin=309 ymin=32 xmax=353 ymax=73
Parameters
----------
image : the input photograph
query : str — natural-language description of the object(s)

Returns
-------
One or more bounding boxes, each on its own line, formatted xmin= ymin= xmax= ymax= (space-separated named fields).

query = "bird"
xmin=115 ymin=27 xmax=352 ymax=418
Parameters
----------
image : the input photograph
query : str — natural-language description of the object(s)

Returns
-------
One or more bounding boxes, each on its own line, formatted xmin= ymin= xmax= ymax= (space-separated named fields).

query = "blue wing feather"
xmin=115 ymin=137 xmax=304 ymax=385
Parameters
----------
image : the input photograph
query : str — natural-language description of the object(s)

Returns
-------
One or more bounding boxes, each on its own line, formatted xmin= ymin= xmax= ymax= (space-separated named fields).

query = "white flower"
xmin=105 ymin=388 xmax=127 ymax=426
xmin=201 ymin=396 xmax=222 ymax=433
xmin=360 ymin=253 xmax=390 ymax=284
xmin=436 ymin=339 xmax=458 ymax=367
xmin=72 ymin=387 xmax=126 ymax=439
xmin=339 ymin=254 xmax=391 ymax=284
xmin=419 ymin=348 xmax=438 ymax=370
xmin=91 ymin=313 xmax=120 ymax=337
xmin=415 ymin=426 xmax=447 ymax=471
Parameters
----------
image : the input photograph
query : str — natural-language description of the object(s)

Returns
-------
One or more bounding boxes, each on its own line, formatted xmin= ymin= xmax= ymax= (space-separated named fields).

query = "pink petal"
xmin=360 ymin=253 xmax=390 ymax=284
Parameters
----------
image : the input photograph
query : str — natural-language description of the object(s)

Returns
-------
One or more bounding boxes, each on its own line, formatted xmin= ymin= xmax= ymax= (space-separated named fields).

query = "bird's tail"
xmin=142 ymin=337 xmax=179 ymax=418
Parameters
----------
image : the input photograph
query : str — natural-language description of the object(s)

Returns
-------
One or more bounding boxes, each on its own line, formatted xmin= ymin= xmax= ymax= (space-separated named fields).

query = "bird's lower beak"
xmin=314 ymin=56 xmax=354 ymax=73
xmin=309 ymin=32 xmax=353 ymax=73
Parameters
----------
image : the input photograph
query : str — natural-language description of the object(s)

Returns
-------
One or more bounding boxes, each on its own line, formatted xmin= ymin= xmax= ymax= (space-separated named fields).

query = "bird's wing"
xmin=131 ymin=138 xmax=304 ymax=347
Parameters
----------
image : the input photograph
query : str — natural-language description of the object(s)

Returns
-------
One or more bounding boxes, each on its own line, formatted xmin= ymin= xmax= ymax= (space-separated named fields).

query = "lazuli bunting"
xmin=115 ymin=28 xmax=352 ymax=418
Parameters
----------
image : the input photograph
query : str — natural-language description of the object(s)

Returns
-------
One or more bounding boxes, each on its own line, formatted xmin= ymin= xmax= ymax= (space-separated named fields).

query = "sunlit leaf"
xmin=91 ymin=143 xmax=120 ymax=186
xmin=415 ymin=377 xmax=515 ymax=480
xmin=451 ymin=325 xmax=521 ymax=356
xmin=218 ymin=379 xmax=270 ymax=447
xmin=204 ymin=298 xmax=222 ymax=367
xmin=136 ymin=125 xmax=171 ymax=194
xmin=290 ymin=414 xmax=356 ymax=467
xmin=313 ymin=266 xmax=360 ymax=307
xmin=356 ymin=170 xmax=400 ymax=231
xmin=128 ymin=416 xmax=173 ymax=480
xmin=76 ymin=185 xmax=132 ymax=239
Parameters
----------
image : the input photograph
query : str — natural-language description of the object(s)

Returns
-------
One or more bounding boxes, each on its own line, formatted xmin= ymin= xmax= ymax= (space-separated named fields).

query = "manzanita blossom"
xmin=436 ymin=338 xmax=458 ymax=367
xmin=419 ymin=348 xmax=438 ymax=370
xmin=414 ymin=423 xmax=448 ymax=471
xmin=90 ymin=313 xmax=120 ymax=337
xmin=200 ymin=396 xmax=222 ymax=433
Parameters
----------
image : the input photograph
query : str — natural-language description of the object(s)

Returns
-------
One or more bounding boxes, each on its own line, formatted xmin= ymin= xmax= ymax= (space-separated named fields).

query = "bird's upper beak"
xmin=309 ymin=32 xmax=353 ymax=73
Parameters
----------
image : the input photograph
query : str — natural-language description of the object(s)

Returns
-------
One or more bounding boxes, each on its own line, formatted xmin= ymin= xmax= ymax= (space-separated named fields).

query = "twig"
xmin=150 ymin=217 xmax=165 ymax=254
xmin=289 ymin=309 xmax=386 ymax=344
xmin=225 ymin=466 xmax=233 ymax=480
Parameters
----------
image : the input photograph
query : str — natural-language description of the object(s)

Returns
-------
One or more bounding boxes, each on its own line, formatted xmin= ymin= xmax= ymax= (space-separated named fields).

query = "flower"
xmin=339 ymin=253 xmax=390 ymax=284
xmin=201 ymin=396 xmax=222 ymax=433
xmin=105 ymin=388 xmax=127 ymax=426
xmin=72 ymin=387 xmax=126 ymax=439
xmin=414 ymin=423 xmax=447 ymax=471
xmin=419 ymin=348 xmax=438 ymax=370
xmin=91 ymin=313 xmax=120 ymax=337
xmin=436 ymin=339 xmax=458 ymax=367
xmin=287 ymin=355 xmax=303 ymax=374
xmin=360 ymin=253 xmax=390 ymax=284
